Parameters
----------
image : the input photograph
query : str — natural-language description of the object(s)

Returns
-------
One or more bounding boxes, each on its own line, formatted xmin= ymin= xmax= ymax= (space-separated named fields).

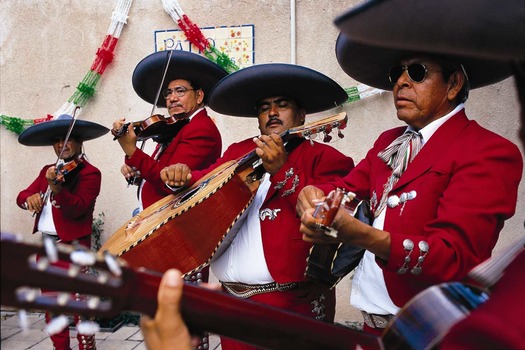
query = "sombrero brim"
xmin=132 ymin=50 xmax=228 ymax=107
xmin=335 ymin=33 xmax=514 ymax=91
xmin=208 ymin=63 xmax=348 ymax=117
xmin=334 ymin=0 xmax=525 ymax=62
xmin=18 ymin=119 xmax=109 ymax=146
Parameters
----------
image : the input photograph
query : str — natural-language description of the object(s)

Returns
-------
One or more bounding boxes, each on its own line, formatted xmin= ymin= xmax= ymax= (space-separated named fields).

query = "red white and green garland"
xmin=1 ymin=0 xmax=383 ymax=135
xmin=1 ymin=0 xmax=132 ymax=134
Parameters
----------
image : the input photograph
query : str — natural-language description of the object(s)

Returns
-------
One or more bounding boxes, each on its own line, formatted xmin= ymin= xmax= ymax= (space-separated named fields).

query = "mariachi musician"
xmin=16 ymin=113 xmax=108 ymax=350
xmin=111 ymin=50 xmax=227 ymax=350
xmin=160 ymin=63 xmax=355 ymax=350
xmin=111 ymin=50 xmax=227 ymax=213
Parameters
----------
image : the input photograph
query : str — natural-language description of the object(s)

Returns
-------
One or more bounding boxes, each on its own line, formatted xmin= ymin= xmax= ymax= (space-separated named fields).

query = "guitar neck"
xmin=1 ymin=232 xmax=381 ymax=350
xmin=235 ymin=112 xmax=348 ymax=171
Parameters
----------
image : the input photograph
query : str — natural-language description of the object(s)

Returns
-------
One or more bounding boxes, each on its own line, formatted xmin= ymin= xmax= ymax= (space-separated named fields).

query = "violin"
xmin=53 ymin=158 xmax=85 ymax=184
xmin=112 ymin=114 xmax=180 ymax=141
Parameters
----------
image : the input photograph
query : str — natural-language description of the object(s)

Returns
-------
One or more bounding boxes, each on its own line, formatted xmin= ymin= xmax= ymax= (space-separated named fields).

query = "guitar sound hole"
xmin=172 ymin=183 xmax=206 ymax=208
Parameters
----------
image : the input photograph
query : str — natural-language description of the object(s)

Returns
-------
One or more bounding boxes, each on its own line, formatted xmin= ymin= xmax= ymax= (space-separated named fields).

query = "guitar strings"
xmin=467 ymin=236 xmax=525 ymax=288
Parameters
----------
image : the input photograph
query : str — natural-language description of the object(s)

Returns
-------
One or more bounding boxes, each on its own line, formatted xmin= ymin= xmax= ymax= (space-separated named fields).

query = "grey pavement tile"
xmin=0 ymin=340 xmax=38 ymax=350
xmin=105 ymin=326 xmax=142 ymax=340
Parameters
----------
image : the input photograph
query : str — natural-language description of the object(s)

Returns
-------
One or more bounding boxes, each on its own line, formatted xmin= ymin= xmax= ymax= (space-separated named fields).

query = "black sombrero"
xmin=334 ymin=0 xmax=525 ymax=62
xmin=208 ymin=63 xmax=348 ymax=117
xmin=335 ymin=33 xmax=513 ymax=91
xmin=18 ymin=114 xmax=109 ymax=146
xmin=132 ymin=50 xmax=229 ymax=107
xmin=333 ymin=0 xmax=522 ymax=91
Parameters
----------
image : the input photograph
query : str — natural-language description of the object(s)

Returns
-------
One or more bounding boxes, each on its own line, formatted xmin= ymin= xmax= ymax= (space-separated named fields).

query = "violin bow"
xmin=36 ymin=106 xmax=82 ymax=216
xmin=135 ymin=49 xmax=174 ymax=154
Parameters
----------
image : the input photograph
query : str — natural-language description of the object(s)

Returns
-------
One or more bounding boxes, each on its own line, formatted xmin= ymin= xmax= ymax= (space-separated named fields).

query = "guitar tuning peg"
xmin=87 ymin=295 xmax=102 ymax=310
xmin=323 ymin=133 xmax=332 ymax=143
xmin=57 ymin=292 xmax=71 ymax=306
xmin=338 ymin=129 xmax=345 ymax=139
xmin=104 ymin=251 xmax=123 ymax=276
xmin=36 ymin=256 xmax=50 ymax=271
xmin=70 ymin=250 xmax=96 ymax=266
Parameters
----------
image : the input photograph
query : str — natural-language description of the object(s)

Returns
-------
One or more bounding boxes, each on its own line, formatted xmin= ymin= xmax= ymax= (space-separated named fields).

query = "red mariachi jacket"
xmin=17 ymin=159 xmax=101 ymax=243
xmin=190 ymin=137 xmax=355 ymax=283
xmin=317 ymin=110 xmax=523 ymax=306
xmin=125 ymin=108 xmax=222 ymax=209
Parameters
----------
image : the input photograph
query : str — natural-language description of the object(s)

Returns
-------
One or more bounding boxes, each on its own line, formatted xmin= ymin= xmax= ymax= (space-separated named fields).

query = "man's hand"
xmin=296 ymin=185 xmax=326 ymax=217
xmin=112 ymin=118 xmax=138 ymax=157
xmin=161 ymin=164 xmax=192 ymax=188
xmin=140 ymin=269 xmax=192 ymax=350
xmin=45 ymin=166 xmax=62 ymax=194
xmin=25 ymin=192 xmax=44 ymax=214
xmin=140 ymin=269 xmax=222 ymax=350
xmin=121 ymin=164 xmax=140 ymax=184
xmin=253 ymin=134 xmax=287 ymax=176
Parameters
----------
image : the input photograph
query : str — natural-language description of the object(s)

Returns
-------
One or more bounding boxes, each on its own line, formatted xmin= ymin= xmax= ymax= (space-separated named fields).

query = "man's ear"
xmin=447 ymin=71 xmax=465 ymax=100
xmin=299 ymin=109 xmax=306 ymax=124
xmin=197 ymin=89 xmax=205 ymax=105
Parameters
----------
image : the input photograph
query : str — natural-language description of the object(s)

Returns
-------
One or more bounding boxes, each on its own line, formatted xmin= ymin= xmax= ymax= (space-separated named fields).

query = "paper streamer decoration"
xmin=161 ymin=0 xmax=240 ymax=73
xmin=51 ymin=0 xmax=133 ymax=119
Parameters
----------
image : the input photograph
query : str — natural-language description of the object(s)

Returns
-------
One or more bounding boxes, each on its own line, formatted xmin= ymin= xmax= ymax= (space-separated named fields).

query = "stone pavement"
xmin=1 ymin=310 xmax=222 ymax=350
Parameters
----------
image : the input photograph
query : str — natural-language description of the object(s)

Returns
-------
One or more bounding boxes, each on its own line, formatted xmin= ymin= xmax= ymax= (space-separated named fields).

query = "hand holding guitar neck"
xmin=312 ymin=188 xmax=357 ymax=238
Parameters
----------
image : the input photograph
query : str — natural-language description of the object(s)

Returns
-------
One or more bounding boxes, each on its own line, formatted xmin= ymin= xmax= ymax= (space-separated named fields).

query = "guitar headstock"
xmin=1 ymin=232 xmax=382 ymax=349
xmin=289 ymin=112 xmax=348 ymax=143
xmin=1 ymin=232 xmax=160 ymax=319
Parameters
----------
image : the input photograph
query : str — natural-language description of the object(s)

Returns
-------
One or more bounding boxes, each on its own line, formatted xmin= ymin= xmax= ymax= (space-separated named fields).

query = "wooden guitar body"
xmin=100 ymin=160 xmax=260 ymax=275
xmin=102 ymin=112 xmax=349 ymax=276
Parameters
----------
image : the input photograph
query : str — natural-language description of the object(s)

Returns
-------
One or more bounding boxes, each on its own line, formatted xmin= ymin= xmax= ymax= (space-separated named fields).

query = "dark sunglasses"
xmin=388 ymin=63 xmax=439 ymax=84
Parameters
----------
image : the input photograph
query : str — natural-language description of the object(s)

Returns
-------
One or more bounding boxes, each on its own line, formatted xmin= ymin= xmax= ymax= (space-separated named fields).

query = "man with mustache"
xmin=297 ymin=4 xmax=523 ymax=338
xmin=160 ymin=63 xmax=354 ymax=350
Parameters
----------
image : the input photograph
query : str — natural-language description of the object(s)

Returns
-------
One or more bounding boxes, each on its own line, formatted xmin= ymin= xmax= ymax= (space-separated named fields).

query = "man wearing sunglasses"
xmin=297 ymin=13 xmax=522 ymax=338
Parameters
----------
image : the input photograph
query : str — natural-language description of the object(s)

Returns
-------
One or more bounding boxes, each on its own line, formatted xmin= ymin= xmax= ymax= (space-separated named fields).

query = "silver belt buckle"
xmin=361 ymin=311 xmax=391 ymax=329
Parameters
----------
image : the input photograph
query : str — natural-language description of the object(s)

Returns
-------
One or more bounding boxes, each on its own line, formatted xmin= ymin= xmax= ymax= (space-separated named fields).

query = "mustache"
xmin=266 ymin=117 xmax=282 ymax=127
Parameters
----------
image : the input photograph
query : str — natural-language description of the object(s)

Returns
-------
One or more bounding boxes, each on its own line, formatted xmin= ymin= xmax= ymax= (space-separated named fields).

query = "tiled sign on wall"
xmin=154 ymin=24 xmax=255 ymax=69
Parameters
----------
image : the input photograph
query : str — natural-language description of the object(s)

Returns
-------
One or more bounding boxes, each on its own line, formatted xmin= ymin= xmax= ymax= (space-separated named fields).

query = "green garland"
xmin=0 ymin=114 xmax=34 ymax=135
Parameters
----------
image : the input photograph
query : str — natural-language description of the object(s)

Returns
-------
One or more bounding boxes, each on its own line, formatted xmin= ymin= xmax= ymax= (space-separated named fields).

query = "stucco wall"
xmin=1 ymin=0 xmax=523 ymax=326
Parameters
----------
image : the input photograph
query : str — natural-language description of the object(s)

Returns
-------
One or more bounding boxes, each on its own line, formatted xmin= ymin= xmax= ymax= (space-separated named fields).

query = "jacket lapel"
xmin=394 ymin=110 xmax=470 ymax=189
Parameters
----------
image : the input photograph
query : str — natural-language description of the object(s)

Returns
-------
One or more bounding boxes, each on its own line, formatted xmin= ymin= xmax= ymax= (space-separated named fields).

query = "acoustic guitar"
xmin=1 ymin=232 xmax=499 ymax=350
xmin=1 ymin=232 xmax=382 ymax=350
xmin=100 ymin=112 xmax=349 ymax=276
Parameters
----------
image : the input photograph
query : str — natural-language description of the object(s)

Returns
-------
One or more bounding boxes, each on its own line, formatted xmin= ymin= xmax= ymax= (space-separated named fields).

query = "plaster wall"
xmin=1 ymin=0 xmax=523 ymax=327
